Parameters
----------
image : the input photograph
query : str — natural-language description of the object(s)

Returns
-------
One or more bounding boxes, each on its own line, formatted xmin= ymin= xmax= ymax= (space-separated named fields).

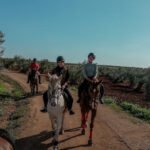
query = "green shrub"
xmin=0 ymin=108 xmax=3 ymax=116
xmin=145 ymin=76 xmax=150 ymax=101
xmin=104 ymin=97 xmax=115 ymax=104
xmin=120 ymin=101 xmax=150 ymax=121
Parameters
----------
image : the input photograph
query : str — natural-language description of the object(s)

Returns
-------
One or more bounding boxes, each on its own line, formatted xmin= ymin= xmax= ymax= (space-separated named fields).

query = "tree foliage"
xmin=0 ymin=31 xmax=5 ymax=57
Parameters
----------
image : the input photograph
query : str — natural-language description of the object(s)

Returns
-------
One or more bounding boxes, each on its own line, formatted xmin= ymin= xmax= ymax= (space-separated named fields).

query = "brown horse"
xmin=0 ymin=129 xmax=15 ymax=150
xmin=29 ymin=70 xmax=38 ymax=95
xmin=80 ymin=79 xmax=104 ymax=146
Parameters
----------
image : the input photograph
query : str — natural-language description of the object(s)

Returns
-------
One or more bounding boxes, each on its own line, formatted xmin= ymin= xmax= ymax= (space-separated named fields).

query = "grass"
xmin=120 ymin=102 xmax=150 ymax=121
xmin=104 ymin=97 xmax=121 ymax=111
xmin=0 ymin=74 xmax=28 ymax=135
xmin=104 ymin=97 xmax=150 ymax=122
xmin=70 ymin=86 xmax=78 ymax=92
xmin=0 ymin=81 xmax=8 ymax=94
xmin=0 ymin=108 xmax=3 ymax=117
xmin=7 ymin=100 xmax=29 ymax=134
xmin=0 ymin=74 xmax=24 ymax=98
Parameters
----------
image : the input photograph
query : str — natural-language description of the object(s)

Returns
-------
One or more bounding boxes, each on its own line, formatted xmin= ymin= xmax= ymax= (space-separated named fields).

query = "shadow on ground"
xmin=16 ymin=127 xmax=87 ymax=150
xmin=16 ymin=131 xmax=53 ymax=150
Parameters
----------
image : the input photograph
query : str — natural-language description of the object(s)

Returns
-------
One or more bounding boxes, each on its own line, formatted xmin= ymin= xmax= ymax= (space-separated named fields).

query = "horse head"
xmin=88 ymin=79 xmax=103 ymax=103
xmin=47 ymin=74 xmax=62 ymax=106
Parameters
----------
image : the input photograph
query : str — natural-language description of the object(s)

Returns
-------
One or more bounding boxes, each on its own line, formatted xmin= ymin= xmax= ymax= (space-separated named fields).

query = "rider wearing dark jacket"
xmin=41 ymin=56 xmax=75 ymax=115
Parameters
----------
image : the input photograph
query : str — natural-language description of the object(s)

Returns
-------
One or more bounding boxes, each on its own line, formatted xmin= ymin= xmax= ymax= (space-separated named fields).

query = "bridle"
xmin=88 ymin=83 xmax=100 ymax=109
xmin=48 ymin=86 xmax=62 ymax=107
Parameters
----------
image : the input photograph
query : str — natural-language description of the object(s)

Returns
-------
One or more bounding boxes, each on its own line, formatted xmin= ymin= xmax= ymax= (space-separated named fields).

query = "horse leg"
xmin=48 ymin=114 xmax=56 ymax=137
xmin=85 ymin=112 xmax=89 ymax=127
xmin=60 ymin=111 xmax=65 ymax=135
xmin=81 ymin=107 xmax=87 ymax=135
xmin=30 ymin=83 xmax=33 ymax=95
xmin=53 ymin=114 xmax=63 ymax=150
xmin=36 ymin=83 xmax=38 ymax=93
xmin=88 ymin=109 xmax=96 ymax=146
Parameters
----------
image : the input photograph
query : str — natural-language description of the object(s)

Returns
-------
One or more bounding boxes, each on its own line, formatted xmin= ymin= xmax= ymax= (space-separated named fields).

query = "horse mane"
xmin=0 ymin=129 xmax=15 ymax=150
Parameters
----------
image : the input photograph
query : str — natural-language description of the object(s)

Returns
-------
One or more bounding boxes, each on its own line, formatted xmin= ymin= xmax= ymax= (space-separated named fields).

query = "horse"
xmin=0 ymin=129 xmax=15 ymax=150
xmin=29 ymin=70 xmax=38 ymax=95
xmin=80 ymin=79 xmax=104 ymax=146
xmin=47 ymin=74 xmax=66 ymax=150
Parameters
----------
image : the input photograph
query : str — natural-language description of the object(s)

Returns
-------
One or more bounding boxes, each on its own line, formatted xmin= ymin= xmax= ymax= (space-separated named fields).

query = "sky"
xmin=0 ymin=0 xmax=150 ymax=68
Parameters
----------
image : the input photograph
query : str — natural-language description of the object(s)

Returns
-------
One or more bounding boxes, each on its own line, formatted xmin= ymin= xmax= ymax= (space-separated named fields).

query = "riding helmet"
xmin=88 ymin=52 xmax=96 ymax=59
xmin=33 ymin=58 xmax=37 ymax=62
xmin=57 ymin=56 xmax=65 ymax=62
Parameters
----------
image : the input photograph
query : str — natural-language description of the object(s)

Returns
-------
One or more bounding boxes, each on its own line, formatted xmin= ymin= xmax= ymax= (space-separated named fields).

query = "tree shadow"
xmin=16 ymin=130 xmax=53 ymax=150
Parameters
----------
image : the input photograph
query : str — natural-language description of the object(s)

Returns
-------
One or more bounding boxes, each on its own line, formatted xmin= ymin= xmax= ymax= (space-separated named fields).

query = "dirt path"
xmin=2 ymin=71 xmax=150 ymax=150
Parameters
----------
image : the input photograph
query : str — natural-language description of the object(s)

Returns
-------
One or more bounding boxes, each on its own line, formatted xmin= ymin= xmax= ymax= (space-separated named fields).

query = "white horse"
xmin=47 ymin=74 xmax=66 ymax=150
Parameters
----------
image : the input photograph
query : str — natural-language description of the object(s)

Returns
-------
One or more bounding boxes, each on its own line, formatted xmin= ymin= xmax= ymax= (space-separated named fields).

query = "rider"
xmin=41 ymin=56 xmax=75 ymax=115
xmin=27 ymin=58 xmax=41 ymax=84
xmin=77 ymin=52 xmax=104 ymax=104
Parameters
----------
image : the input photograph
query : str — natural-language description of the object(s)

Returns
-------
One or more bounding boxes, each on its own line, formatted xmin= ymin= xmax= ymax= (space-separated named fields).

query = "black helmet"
xmin=57 ymin=56 xmax=64 ymax=62
xmin=33 ymin=58 xmax=37 ymax=62
xmin=88 ymin=52 xmax=96 ymax=59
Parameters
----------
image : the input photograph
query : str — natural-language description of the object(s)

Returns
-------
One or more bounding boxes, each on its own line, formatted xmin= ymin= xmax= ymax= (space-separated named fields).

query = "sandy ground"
xmin=1 ymin=71 xmax=150 ymax=150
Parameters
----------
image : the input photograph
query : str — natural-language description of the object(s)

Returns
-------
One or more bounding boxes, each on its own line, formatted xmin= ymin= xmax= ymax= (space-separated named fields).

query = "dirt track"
xmin=2 ymin=71 xmax=150 ymax=150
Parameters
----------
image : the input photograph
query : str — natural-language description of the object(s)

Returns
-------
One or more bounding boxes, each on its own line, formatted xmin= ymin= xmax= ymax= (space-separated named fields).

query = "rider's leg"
xmin=38 ymin=75 xmax=41 ymax=84
xmin=27 ymin=72 xmax=30 ymax=83
xmin=63 ymin=88 xmax=75 ymax=115
xmin=41 ymin=90 xmax=48 ymax=112
xmin=77 ymin=84 xmax=82 ymax=103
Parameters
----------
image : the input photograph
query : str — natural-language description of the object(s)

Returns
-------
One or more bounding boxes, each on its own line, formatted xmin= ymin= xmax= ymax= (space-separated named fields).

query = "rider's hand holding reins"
xmin=61 ymin=82 xmax=68 ymax=90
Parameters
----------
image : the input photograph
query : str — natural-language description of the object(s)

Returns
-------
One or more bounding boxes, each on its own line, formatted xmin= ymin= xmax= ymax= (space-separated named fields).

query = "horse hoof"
xmin=88 ymin=139 xmax=92 ymax=146
xmin=59 ymin=130 xmax=64 ymax=135
xmin=51 ymin=131 xmax=55 ymax=137
xmin=81 ymin=129 xmax=85 ymax=135
xmin=53 ymin=140 xmax=58 ymax=150
xmin=53 ymin=145 xmax=58 ymax=150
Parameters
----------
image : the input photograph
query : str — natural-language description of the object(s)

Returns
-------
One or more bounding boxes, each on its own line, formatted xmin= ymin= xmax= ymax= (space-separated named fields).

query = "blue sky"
xmin=0 ymin=0 xmax=150 ymax=68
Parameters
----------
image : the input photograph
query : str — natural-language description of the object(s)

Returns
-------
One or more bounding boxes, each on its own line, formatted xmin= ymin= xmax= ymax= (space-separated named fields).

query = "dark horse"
xmin=80 ymin=79 xmax=104 ymax=146
xmin=0 ymin=129 xmax=15 ymax=150
xmin=29 ymin=70 xmax=38 ymax=95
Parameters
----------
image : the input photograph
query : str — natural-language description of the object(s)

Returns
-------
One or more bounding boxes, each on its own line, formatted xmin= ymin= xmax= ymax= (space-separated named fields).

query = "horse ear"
xmin=48 ymin=73 xmax=52 ymax=80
